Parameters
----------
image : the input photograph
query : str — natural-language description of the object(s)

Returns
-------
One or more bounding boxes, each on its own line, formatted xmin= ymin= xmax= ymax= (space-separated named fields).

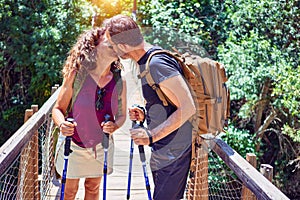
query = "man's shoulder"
xmin=149 ymin=51 xmax=180 ymax=73
xmin=148 ymin=50 xmax=177 ymax=66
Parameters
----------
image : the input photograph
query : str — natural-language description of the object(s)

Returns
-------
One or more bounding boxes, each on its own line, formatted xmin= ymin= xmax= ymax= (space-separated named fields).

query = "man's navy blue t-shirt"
xmin=137 ymin=46 xmax=192 ymax=170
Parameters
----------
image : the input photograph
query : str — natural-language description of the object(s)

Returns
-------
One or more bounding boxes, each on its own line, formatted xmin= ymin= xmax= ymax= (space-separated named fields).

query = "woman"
xmin=52 ymin=27 xmax=127 ymax=200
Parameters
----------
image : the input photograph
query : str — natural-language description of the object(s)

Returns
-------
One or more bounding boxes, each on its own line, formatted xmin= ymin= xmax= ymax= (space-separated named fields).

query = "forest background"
xmin=0 ymin=0 xmax=299 ymax=198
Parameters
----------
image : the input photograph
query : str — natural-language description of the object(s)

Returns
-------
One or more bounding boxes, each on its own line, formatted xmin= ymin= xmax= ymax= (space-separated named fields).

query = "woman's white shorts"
xmin=55 ymin=134 xmax=114 ymax=179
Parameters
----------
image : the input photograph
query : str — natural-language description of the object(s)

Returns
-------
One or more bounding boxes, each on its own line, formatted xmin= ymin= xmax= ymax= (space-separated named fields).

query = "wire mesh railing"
xmin=186 ymin=143 xmax=243 ymax=200
xmin=186 ymin=135 xmax=289 ymax=200
xmin=0 ymin=86 xmax=60 ymax=200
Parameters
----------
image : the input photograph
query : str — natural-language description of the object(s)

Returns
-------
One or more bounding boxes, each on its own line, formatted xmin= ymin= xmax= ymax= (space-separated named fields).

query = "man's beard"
xmin=117 ymin=49 xmax=130 ymax=59
xmin=119 ymin=52 xmax=131 ymax=59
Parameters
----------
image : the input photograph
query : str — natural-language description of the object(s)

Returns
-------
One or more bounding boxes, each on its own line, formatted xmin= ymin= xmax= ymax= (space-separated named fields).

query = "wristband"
xmin=145 ymin=128 xmax=153 ymax=147
xmin=148 ymin=135 xmax=153 ymax=147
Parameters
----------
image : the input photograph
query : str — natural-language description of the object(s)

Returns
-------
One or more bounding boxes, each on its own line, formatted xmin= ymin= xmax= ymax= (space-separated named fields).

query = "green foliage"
xmin=216 ymin=0 xmax=300 ymax=195
xmin=218 ymin=0 xmax=300 ymax=142
xmin=87 ymin=0 xmax=133 ymax=26
xmin=218 ymin=32 xmax=279 ymax=101
xmin=0 ymin=104 xmax=26 ymax=145
xmin=282 ymin=125 xmax=300 ymax=143
xmin=0 ymin=0 xmax=95 ymax=145
xmin=138 ymin=0 xmax=299 ymax=196
xmin=272 ymin=65 xmax=300 ymax=118
xmin=225 ymin=0 xmax=300 ymax=66
xmin=271 ymin=65 xmax=300 ymax=143
xmin=220 ymin=125 xmax=257 ymax=158
xmin=138 ymin=0 xmax=228 ymax=57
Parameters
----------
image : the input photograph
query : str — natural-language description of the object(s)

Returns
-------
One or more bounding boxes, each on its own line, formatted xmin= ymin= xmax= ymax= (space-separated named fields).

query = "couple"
xmin=52 ymin=14 xmax=196 ymax=200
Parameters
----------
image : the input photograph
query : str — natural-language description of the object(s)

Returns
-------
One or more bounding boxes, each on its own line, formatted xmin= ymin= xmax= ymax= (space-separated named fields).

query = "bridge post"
xmin=17 ymin=106 xmax=40 ymax=200
xmin=50 ymin=84 xmax=59 ymax=177
xmin=241 ymin=153 xmax=257 ymax=200
xmin=186 ymin=136 xmax=209 ymax=200
xmin=260 ymin=164 xmax=273 ymax=182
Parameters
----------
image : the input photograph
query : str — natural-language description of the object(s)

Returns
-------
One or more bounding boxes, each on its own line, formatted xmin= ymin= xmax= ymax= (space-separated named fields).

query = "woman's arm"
xmin=115 ymin=78 xmax=127 ymax=127
xmin=102 ymin=78 xmax=127 ymax=134
xmin=52 ymin=71 xmax=76 ymax=136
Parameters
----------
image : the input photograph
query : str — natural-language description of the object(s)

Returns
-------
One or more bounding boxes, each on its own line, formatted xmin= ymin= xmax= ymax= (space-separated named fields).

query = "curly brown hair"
xmin=62 ymin=27 xmax=106 ymax=78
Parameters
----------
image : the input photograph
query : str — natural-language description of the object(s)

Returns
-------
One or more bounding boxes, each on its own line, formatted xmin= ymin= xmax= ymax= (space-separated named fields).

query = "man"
xmin=105 ymin=15 xmax=196 ymax=200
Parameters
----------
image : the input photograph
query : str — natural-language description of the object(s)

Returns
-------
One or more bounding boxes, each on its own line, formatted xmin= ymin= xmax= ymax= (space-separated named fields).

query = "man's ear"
xmin=117 ymin=43 xmax=130 ymax=52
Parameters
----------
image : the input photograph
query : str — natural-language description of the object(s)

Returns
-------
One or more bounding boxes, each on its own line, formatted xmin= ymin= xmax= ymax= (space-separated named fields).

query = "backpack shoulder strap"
xmin=66 ymin=68 xmax=123 ymax=119
xmin=138 ymin=50 xmax=183 ymax=106
xmin=112 ymin=68 xmax=123 ymax=118
xmin=66 ymin=69 xmax=87 ymax=115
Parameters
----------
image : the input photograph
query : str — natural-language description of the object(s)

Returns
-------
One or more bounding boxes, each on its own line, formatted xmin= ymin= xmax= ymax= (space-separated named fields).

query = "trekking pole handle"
xmin=131 ymin=105 xmax=147 ymax=162
xmin=102 ymin=114 xmax=111 ymax=149
xmin=64 ymin=118 xmax=74 ymax=156
xmin=131 ymin=104 xmax=146 ymax=125
xmin=131 ymin=104 xmax=153 ymax=147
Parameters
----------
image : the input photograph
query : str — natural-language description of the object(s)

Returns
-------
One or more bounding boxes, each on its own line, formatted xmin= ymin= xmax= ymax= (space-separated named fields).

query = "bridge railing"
xmin=186 ymin=135 xmax=289 ymax=200
xmin=0 ymin=86 xmax=60 ymax=200
xmin=0 ymin=85 xmax=290 ymax=200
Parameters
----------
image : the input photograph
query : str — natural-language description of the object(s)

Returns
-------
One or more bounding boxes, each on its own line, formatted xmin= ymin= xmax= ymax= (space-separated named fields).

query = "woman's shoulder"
xmin=62 ymin=70 xmax=77 ymax=88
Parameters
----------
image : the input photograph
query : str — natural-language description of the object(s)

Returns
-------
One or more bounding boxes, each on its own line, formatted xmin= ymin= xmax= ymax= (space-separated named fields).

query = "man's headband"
xmin=110 ymin=28 xmax=143 ymax=46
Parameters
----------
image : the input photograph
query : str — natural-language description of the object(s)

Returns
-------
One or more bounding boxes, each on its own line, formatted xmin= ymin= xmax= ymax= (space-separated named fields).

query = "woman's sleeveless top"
xmin=67 ymin=74 xmax=118 ymax=148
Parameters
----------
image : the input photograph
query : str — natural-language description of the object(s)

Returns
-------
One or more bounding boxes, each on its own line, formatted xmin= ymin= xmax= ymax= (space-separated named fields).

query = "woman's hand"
xmin=101 ymin=121 xmax=119 ymax=135
xmin=59 ymin=121 xmax=77 ymax=136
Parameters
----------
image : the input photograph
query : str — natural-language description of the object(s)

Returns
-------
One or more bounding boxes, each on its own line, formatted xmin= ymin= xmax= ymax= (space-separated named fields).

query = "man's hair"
xmin=104 ymin=14 xmax=144 ymax=47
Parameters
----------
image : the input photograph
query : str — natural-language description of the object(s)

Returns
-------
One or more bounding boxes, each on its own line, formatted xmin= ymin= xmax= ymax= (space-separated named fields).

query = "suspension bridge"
xmin=0 ymin=62 xmax=289 ymax=200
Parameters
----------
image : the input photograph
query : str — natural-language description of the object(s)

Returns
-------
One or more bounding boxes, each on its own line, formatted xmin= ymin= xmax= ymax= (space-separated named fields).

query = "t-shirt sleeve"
xmin=148 ymin=54 xmax=181 ymax=84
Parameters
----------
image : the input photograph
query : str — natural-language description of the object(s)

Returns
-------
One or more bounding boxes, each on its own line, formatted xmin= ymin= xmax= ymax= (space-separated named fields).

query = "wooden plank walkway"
xmin=47 ymin=62 xmax=154 ymax=199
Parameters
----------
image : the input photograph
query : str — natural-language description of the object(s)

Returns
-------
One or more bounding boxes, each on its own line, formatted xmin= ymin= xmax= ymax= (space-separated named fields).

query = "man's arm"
xmin=131 ymin=74 xmax=196 ymax=145
xmin=151 ymin=74 xmax=196 ymax=142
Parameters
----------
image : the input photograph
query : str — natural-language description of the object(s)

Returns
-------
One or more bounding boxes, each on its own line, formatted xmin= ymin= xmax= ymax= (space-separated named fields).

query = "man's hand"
xmin=130 ymin=127 xmax=151 ymax=145
xmin=128 ymin=106 xmax=145 ymax=122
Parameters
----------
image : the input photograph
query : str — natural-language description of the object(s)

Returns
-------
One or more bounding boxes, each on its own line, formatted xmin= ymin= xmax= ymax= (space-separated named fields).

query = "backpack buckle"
xmin=151 ymin=84 xmax=159 ymax=90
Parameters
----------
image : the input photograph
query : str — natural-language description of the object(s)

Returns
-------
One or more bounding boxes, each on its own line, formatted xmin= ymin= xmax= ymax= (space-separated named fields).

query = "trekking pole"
xmin=102 ymin=114 xmax=111 ymax=200
xmin=126 ymin=124 xmax=135 ymax=200
xmin=60 ymin=118 xmax=74 ymax=200
xmin=134 ymin=122 xmax=152 ymax=200
xmin=130 ymin=104 xmax=152 ymax=200
xmin=139 ymin=145 xmax=152 ymax=200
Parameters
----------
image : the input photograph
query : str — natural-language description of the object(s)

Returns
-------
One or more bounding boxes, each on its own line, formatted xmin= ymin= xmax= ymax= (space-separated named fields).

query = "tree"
xmin=88 ymin=0 xmax=133 ymax=26
xmin=138 ymin=0 xmax=299 ymax=197
xmin=218 ymin=0 xmax=299 ymax=196
xmin=138 ymin=0 xmax=228 ymax=57
xmin=0 ymin=0 xmax=95 ymax=145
